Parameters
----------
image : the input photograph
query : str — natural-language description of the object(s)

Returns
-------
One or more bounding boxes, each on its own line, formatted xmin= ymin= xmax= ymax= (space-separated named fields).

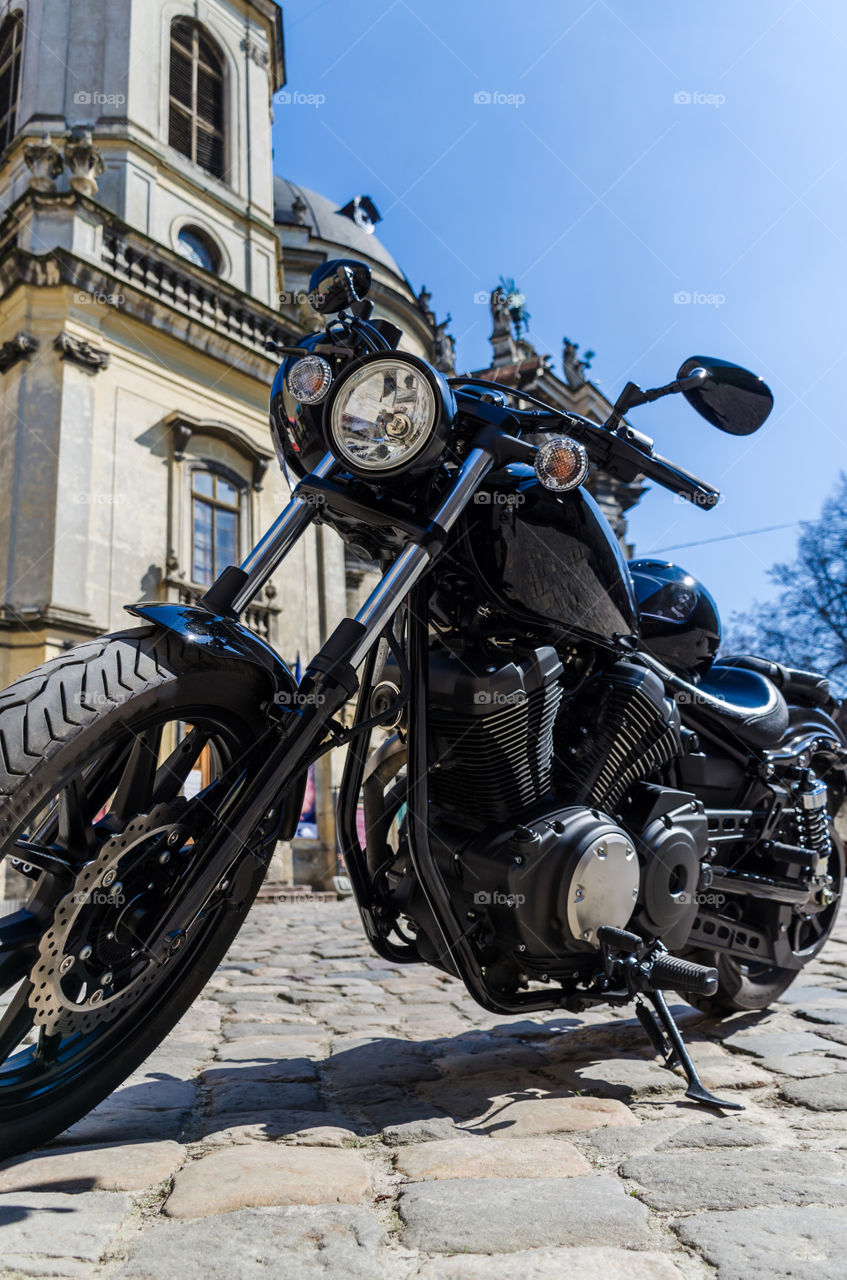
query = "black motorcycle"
xmin=0 ymin=257 xmax=843 ymax=1156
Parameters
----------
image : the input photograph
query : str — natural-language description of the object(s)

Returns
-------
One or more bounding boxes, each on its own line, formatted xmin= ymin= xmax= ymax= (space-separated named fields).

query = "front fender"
xmin=125 ymin=603 xmax=306 ymax=838
xmin=126 ymin=602 xmax=299 ymax=699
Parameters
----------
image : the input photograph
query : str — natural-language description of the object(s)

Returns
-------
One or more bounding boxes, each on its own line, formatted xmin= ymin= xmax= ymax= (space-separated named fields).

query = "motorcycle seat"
xmin=687 ymin=664 xmax=790 ymax=750
xmin=717 ymin=653 xmax=834 ymax=710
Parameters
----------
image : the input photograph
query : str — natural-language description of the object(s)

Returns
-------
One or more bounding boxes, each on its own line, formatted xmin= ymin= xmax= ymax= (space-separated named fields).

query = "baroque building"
xmin=0 ymin=0 xmax=449 ymax=890
xmin=0 ymin=3 xmax=634 ymax=895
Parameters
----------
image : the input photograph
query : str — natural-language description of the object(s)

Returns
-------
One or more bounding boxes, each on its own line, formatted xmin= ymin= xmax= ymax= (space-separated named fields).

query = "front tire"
xmin=0 ymin=627 xmax=277 ymax=1159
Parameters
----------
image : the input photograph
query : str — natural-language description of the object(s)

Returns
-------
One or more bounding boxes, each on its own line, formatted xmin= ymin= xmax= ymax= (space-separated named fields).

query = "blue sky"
xmin=272 ymin=0 xmax=847 ymax=622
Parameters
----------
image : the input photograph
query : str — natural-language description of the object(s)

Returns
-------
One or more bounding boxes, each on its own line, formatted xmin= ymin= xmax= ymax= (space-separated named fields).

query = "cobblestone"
xmin=3 ymin=900 xmax=847 ymax=1277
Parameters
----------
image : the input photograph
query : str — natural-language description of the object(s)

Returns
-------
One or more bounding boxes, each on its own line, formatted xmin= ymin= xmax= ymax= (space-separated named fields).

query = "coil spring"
xmin=795 ymin=772 xmax=831 ymax=867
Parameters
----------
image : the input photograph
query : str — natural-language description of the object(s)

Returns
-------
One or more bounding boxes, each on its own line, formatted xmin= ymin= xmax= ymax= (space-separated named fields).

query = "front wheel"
xmin=0 ymin=628 xmax=278 ymax=1159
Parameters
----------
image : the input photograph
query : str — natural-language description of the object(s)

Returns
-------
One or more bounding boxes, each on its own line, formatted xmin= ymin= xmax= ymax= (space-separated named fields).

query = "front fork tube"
xmin=152 ymin=448 xmax=494 ymax=960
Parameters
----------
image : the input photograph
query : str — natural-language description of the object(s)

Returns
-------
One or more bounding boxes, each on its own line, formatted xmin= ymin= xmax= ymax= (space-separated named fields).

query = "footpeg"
xmin=647 ymin=952 xmax=718 ymax=997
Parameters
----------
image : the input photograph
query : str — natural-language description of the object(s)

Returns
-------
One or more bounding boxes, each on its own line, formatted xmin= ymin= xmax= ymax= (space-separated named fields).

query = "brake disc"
xmin=28 ymin=802 xmax=190 ymax=1037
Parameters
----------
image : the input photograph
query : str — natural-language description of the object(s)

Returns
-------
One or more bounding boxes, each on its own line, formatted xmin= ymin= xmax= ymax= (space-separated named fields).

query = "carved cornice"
xmin=0 ymin=331 xmax=39 ymax=374
xmin=164 ymin=412 xmax=273 ymax=490
xmin=241 ymin=35 xmax=270 ymax=68
xmin=54 ymin=331 xmax=110 ymax=371
xmin=0 ymin=190 xmax=299 ymax=366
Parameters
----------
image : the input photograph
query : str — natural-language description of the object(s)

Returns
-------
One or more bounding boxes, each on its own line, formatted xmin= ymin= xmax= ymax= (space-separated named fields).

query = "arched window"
xmin=191 ymin=468 xmax=241 ymax=585
xmin=168 ymin=17 xmax=225 ymax=179
xmin=0 ymin=12 xmax=23 ymax=155
xmin=176 ymin=224 xmax=221 ymax=273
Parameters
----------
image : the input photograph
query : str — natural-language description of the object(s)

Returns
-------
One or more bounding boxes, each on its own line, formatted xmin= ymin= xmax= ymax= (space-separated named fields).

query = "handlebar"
xmin=453 ymin=388 xmax=721 ymax=510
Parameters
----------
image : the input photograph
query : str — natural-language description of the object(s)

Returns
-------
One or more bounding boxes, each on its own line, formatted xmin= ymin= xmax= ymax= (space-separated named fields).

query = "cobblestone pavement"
xmin=4 ymin=901 xmax=847 ymax=1278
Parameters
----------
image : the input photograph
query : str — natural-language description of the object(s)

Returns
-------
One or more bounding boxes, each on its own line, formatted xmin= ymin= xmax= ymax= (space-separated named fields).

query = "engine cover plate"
xmin=443 ymin=804 xmax=641 ymax=960
xmin=566 ymin=828 xmax=639 ymax=947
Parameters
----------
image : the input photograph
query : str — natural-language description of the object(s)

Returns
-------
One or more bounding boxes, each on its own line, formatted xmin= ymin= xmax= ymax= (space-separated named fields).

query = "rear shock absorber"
xmin=793 ymin=769 xmax=831 ymax=874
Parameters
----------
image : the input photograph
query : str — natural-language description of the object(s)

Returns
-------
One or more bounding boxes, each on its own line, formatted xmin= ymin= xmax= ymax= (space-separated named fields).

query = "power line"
xmin=647 ymin=522 xmax=800 ymax=555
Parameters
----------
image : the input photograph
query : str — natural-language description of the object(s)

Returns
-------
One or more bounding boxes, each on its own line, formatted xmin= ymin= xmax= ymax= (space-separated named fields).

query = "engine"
xmin=427 ymin=646 xmax=564 ymax=829
xmin=553 ymin=662 xmax=683 ymax=813
xmin=412 ymin=648 xmax=707 ymax=986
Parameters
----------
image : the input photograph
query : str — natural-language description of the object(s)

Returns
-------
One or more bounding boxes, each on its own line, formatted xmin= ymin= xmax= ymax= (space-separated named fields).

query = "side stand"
xmin=637 ymin=991 xmax=744 ymax=1112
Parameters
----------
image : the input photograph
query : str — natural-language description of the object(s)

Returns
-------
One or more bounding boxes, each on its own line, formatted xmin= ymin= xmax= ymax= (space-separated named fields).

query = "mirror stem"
xmin=604 ymin=380 xmax=649 ymax=431
xmin=603 ymin=369 xmax=710 ymax=431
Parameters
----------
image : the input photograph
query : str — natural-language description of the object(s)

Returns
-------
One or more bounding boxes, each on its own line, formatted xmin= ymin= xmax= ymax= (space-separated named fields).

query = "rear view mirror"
xmin=677 ymin=356 xmax=773 ymax=436
xmin=308 ymin=258 xmax=372 ymax=314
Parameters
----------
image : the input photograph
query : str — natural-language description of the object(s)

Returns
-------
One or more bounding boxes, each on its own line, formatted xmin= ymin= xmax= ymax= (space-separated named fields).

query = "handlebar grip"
xmin=649 ymin=954 xmax=718 ymax=996
xmin=636 ymin=451 xmax=721 ymax=509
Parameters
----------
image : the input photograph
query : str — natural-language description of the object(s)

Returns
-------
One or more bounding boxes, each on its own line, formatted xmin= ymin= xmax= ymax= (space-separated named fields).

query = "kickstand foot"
xmin=645 ymin=990 xmax=744 ymax=1112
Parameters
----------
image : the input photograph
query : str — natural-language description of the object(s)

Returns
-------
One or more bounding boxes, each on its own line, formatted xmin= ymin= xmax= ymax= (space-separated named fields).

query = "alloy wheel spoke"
xmin=11 ymin=841 xmax=75 ymax=883
xmin=0 ymin=982 xmax=36 ymax=1067
xmin=0 ymin=909 xmax=42 ymax=956
xmin=151 ymin=727 xmax=209 ymax=805
xmin=110 ymin=726 xmax=164 ymax=823
xmin=57 ymin=775 xmax=97 ymax=858
xmin=0 ymin=944 xmax=36 ymax=1001
xmin=35 ymin=1026 xmax=62 ymax=1066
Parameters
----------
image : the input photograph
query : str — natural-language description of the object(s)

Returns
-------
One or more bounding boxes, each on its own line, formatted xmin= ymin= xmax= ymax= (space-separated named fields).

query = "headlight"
xmin=324 ymin=355 xmax=454 ymax=477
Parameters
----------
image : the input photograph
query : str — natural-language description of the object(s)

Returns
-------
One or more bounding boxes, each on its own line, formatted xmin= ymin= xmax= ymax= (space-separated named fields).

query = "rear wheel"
xmin=0 ymin=628 xmax=277 ymax=1159
xmin=688 ymin=707 xmax=846 ymax=1015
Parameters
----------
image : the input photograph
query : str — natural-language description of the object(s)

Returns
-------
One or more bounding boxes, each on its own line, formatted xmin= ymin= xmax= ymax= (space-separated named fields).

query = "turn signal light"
xmin=534 ymin=437 xmax=589 ymax=493
xmin=286 ymin=355 xmax=333 ymax=404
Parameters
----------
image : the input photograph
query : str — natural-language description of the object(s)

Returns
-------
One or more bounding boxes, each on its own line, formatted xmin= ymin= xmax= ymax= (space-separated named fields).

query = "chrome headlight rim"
xmin=322 ymin=352 xmax=455 ymax=480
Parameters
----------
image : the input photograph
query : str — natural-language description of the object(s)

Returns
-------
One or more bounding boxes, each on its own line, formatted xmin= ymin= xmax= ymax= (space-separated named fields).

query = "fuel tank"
xmin=455 ymin=465 xmax=639 ymax=646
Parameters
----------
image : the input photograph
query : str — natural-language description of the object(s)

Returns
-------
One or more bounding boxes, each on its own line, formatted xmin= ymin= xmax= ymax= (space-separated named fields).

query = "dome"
xmin=273 ymin=176 xmax=408 ymax=281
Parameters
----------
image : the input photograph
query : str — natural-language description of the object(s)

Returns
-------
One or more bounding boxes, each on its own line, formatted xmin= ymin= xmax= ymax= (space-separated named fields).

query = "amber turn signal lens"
xmin=285 ymin=355 xmax=333 ymax=404
xmin=534 ymin=437 xmax=589 ymax=492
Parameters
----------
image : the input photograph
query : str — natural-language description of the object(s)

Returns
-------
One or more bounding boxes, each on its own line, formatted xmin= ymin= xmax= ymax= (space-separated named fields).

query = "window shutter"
xmin=168 ymin=19 xmax=225 ymax=179
xmin=0 ymin=14 xmax=23 ymax=155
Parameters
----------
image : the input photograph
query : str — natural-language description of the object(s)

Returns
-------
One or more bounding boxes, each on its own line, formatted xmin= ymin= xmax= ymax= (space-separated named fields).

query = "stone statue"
xmin=23 ymin=134 xmax=63 ymax=192
xmin=562 ymin=338 xmax=594 ymax=390
xmin=432 ymin=314 xmax=456 ymax=375
xmin=64 ymin=127 xmax=104 ymax=198
xmin=488 ymin=286 xmax=517 ymax=367
xmin=490 ymin=286 xmax=511 ymax=336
